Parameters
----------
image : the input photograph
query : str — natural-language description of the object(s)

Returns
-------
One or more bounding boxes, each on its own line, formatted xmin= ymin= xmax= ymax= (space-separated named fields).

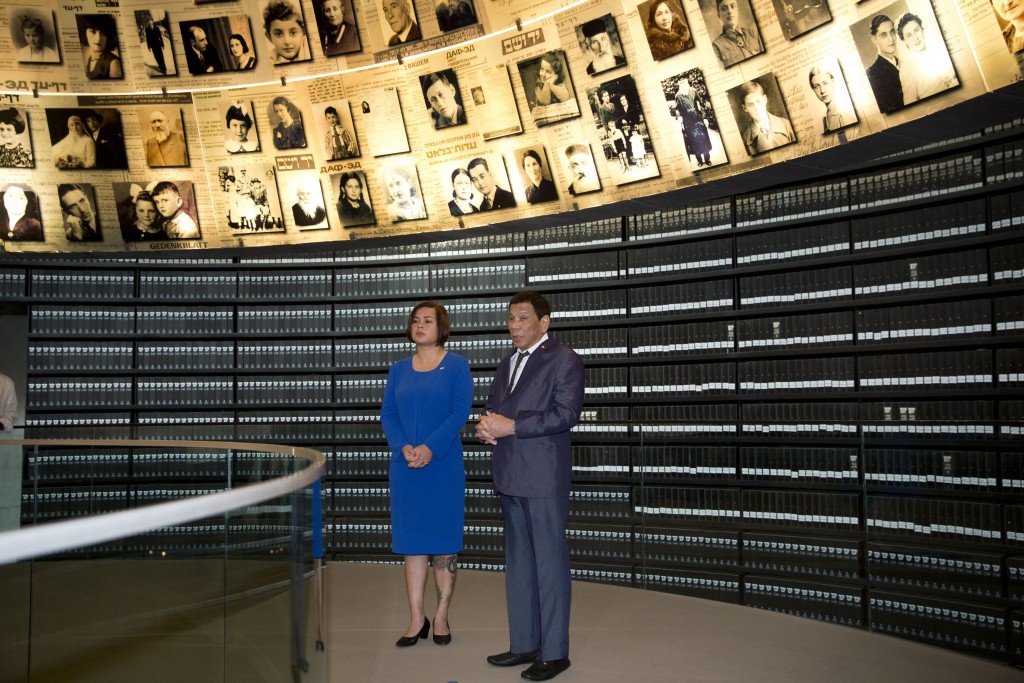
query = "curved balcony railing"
xmin=0 ymin=436 xmax=326 ymax=683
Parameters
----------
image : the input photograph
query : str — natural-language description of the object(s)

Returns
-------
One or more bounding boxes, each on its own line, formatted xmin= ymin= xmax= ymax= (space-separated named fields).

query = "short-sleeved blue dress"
xmin=380 ymin=351 xmax=473 ymax=555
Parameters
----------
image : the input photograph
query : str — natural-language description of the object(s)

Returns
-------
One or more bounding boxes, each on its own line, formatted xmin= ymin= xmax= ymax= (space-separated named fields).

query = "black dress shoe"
xmin=433 ymin=618 xmax=451 ymax=645
xmin=395 ymin=617 xmax=429 ymax=647
xmin=487 ymin=650 xmax=539 ymax=666
xmin=521 ymin=658 xmax=571 ymax=681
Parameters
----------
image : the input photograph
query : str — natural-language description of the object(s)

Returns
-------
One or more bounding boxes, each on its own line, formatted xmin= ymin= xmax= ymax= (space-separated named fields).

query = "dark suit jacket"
xmin=185 ymin=44 xmax=222 ymax=75
xmin=484 ymin=336 xmax=584 ymax=498
xmin=388 ymin=22 xmax=422 ymax=46
xmin=488 ymin=186 xmax=517 ymax=210
xmin=866 ymin=55 xmax=902 ymax=115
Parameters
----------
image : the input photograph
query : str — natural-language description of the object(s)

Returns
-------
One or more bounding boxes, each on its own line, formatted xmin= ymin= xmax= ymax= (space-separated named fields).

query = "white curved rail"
xmin=0 ymin=439 xmax=325 ymax=565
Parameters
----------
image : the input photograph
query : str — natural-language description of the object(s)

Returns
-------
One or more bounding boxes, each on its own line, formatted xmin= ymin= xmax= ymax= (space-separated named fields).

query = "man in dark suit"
xmin=477 ymin=291 xmax=585 ymax=682
xmin=185 ymin=25 xmax=223 ymax=74
xmin=468 ymin=157 xmax=516 ymax=211
xmin=865 ymin=14 xmax=903 ymax=114
xmin=383 ymin=0 xmax=421 ymax=46
xmin=83 ymin=109 xmax=127 ymax=169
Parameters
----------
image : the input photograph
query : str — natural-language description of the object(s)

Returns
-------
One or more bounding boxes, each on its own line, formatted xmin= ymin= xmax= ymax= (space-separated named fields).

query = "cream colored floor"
xmin=324 ymin=562 xmax=1022 ymax=683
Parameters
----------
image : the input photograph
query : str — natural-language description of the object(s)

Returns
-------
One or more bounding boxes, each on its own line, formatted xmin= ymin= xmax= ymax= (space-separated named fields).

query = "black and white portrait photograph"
xmin=662 ymin=69 xmax=728 ymax=172
xmin=315 ymin=101 xmax=360 ymax=160
xmin=516 ymin=50 xmax=581 ymax=128
xmin=269 ymin=96 xmax=307 ymax=150
xmin=465 ymin=155 xmax=516 ymax=211
xmin=807 ymin=58 xmax=858 ymax=134
xmin=57 ymin=183 xmax=101 ymax=242
xmin=697 ymin=0 xmax=765 ymax=68
xmin=220 ymin=165 xmax=285 ymax=234
xmin=586 ymin=75 xmax=660 ymax=186
xmin=288 ymin=174 xmax=329 ymax=230
xmin=515 ymin=146 xmax=559 ymax=205
xmin=262 ymin=0 xmax=313 ymax=65
xmin=419 ymin=70 xmax=467 ymax=130
xmin=639 ymin=0 xmax=694 ymax=61
xmin=727 ymin=74 xmax=797 ymax=157
xmin=134 ymin=10 xmax=175 ymax=76
xmin=138 ymin=107 xmax=189 ymax=168
xmin=113 ymin=180 xmax=200 ymax=241
xmin=331 ymin=170 xmax=375 ymax=227
xmin=222 ymin=100 xmax=261 ymax=153
xmin=0 ymin=184 xmax=43 ymax=242
xmin=435 ymin=0 xmax=478 ymax=32
xmin=559 ymin=142 xmax=602 ymax=196
xmin=991 ymin=0 xmax=1024 ymax=55
xmin=380 ymin=160 xmax=427 ymax=223
xmin=381 ymin=0 xmax=422 ymax=46
xmin=770 ymin=0 xmax=831 ymax=40
xmin=850 ymin=1 xmax=959 ymax=114
xmin=0 ymin=108 xmax=34 ymax=169
xmin=313 ymin=0 xmax=362 ymax=56
xmin=444 ymin=165 xmax=483 ymax=217
xmin=46 ymin=107 xmax=128 ymax=170
xmin=576 ymin=15 xmax=627 ymax=76
xmin=180 ymin=17 xmax=255 ymax=74
xmin=11 ymin=7 xmax=61 ymax=64
xmin=77 ymin=14 xmax=123 ymax=80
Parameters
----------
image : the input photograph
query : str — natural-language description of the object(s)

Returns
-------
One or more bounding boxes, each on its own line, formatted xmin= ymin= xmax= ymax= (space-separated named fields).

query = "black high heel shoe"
xmin=395 ymin=617 xmax=430 ymax=647
xmin=433 ymin=618 xmax=451 ymax=645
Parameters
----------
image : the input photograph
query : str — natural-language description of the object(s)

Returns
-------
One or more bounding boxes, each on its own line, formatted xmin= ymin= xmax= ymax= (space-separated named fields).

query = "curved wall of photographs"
xmin=0 ymin=0 xmax=1021 ymax=252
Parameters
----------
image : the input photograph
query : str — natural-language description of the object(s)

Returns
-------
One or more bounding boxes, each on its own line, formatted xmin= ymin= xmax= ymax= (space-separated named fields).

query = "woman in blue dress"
xmin=381 ymin=300 xmax=473 ymax=647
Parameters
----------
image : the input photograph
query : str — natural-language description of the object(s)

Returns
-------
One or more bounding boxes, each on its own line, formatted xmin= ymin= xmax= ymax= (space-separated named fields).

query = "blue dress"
xmin=381 ymin=352 xmax=473 ymax=555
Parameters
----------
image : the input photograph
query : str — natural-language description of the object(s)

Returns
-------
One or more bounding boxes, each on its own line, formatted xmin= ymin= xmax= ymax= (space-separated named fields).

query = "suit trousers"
xmin=499 ymin=492 xmax=571 ymax=660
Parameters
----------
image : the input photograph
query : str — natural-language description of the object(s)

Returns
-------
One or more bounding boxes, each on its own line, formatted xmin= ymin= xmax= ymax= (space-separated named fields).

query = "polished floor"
xmin=323 ymin=562 xmax=1022 ymax=683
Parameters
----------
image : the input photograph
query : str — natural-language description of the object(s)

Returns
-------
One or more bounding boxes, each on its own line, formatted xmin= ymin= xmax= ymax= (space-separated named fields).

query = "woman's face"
xmin=23 ymin=25 xmax=43 ymax=50
xmin=0 ymin=122 xmax=16 ymax=146
xmin=902 ymin=20 xmax=925 ymax=52
xmin=135 ymin=199 xmax=158 ymax=227
xmin=452 ymin=172 xmax=473 ymax=200
xmin=538 ymin=59 xmax=555 ymax=83
xmin=69 ymin=118 xmax=84 ymax=135
xmin=387 ymin=172 xmax=412 ymax=204
xmin=620 ymin=95 xmax=629 ymax=108
xmin=274 ymin=103 xmax=293 ymax=125
xmin=523 ymin=155 xmax=543 ymax=184
xmin=86 ymin=27 xmax=108 ymax=54
xmin=410 ymin=306 xmax=439 ymax=346
xmin=810 ymin=71 xmax=834 ymax=105
xmin=228 ymin=119 xmax=250 ymax=142
xmin=230 ymin=38 xmax=244 ymax=57
xmin=654 ymin=2 xmax=674 ymax=31
xmin=4 ymin=187 xmax=28 ymax=216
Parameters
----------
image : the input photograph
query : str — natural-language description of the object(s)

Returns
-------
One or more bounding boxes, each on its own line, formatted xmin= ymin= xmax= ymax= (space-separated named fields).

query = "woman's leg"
xmin=403 ymin=554 xmax=429 ymax=636
xmin=432 ymin=553 xmax=458 ymax=634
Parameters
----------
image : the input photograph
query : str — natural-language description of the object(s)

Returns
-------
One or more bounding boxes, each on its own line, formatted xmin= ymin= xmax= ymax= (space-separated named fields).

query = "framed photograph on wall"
xmin=661 ymin=68 xmax=728 ymax=172
xmin=0 ymin=183 xmax=43 ymax=241
xmin=11 ymin=7 xmax=61 ymax=64
xmin=219 ymin=165 xmax=285 ymax=234
xmin=516 ymin=50 xmax=580 ymax=128
xmin=0 ymin=108 xmax=34 ymax=169
xmin=331 ymin=170 xmax=375 ymax=226
xmin=56 ymin=182 xmax=102 ymax=242
xmin=726 ymin=74 xmax=797 ymax=157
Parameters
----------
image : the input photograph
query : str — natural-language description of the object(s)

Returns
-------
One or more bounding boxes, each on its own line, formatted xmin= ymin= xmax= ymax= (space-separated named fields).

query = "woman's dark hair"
xmin=405 ymin=300 xmax=451 ymax=347
xmin=229 ymin=33 xmax=250 ymax=53
xmin=897 ymin=13 xmax=923 ymax=40
xmin=538 ymin=51 xmax=565 ymax=83
xmin=521 ymin=149 xmax=543 ymax=170
xmin=449 ymin=167 xmax=470 ymax=198
xmin=0 ymin=108 xmax=27 ymax=135
xmin=81 ymin=14 xmax=119 ymax=51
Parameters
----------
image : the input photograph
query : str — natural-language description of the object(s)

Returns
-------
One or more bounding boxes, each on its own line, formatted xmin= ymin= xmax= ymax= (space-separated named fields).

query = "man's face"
xmin=810 ymin=72 xmax=833 ymax=104
xmin=268 ymin=19 xmax=304 ymax=60
xmin=507 ymin=302 xmax=549 ymax=351
xmin=469 ymin=164 xmax=494 ymax=197
xmin=383 ymin=0 xmax=411 ymax=34
xmin=296 ymin=186 xmax=314 ymax=206
xmin=992 ymin=0 xmax=1024 ymax=24
xmin=228 ymin=119 xmax=250 ymax=142
xmin=717 ymin=0 xmax=739 ymax=30
xmin=150 ymin=111 xmax=169 ymax=138
xmin=426 ymin=79 xmax=458 ymax=122
xmin=153 ymin=190 xmax=182 ymax=217
xmin=23 ymin=25 xmax=43 ymax=50
xmin=343 ymin=178 xmax=363 ymax=200
xmin=742 ymin=90 xmax=768 ymax=122
xmin=326 ymin=111 xmax=338 ymax=126
xmin=569 ymin=151 xmax=594 ymax=181
xmin=192 ymin=28 xmax=208 ymax=52
xmin=588 ymin=31 xmax=611 ymax=57
xmin=85 ymin=115 xmax=101 ymax=133
xmin=600 ymin=91 xmax=611 ymax=105
xmin=872 ymin=20 xmax=897 ymax=57
xmin=61 ymin=189 xmax=94 ymax=222
xmin=323 ymin=0 xmax=345 ymax=27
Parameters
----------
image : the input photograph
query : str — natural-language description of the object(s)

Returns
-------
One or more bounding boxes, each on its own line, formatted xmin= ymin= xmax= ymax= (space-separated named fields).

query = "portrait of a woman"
xmin=381 ymin=301 xmax=473 ymax=648
xmin=520 ymin=149 xmax=558 ymax=204
xmin=51 ymin=115 xmax=96 ymax=169
xmin=0 ymin=108 xmax=33 ymax=168
xmin=79 ymin=14 xmax=123 ymax=80
xmin=1 ymin=185 xmax=43 ymax=241
xmin=643 ymin=0 xmax=693 ymax=61
xmin=271 ymin=96 xmax=306 ymax=150
xmin=229 ymin=34 xmax=256 ymax=70
xmin=384 ymin=164 xmax=426 ymax=223
xmin=447 ymin=167 xmax=479 ymax=217
xmin=896 ymin=12 xmax=958 ymax=105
